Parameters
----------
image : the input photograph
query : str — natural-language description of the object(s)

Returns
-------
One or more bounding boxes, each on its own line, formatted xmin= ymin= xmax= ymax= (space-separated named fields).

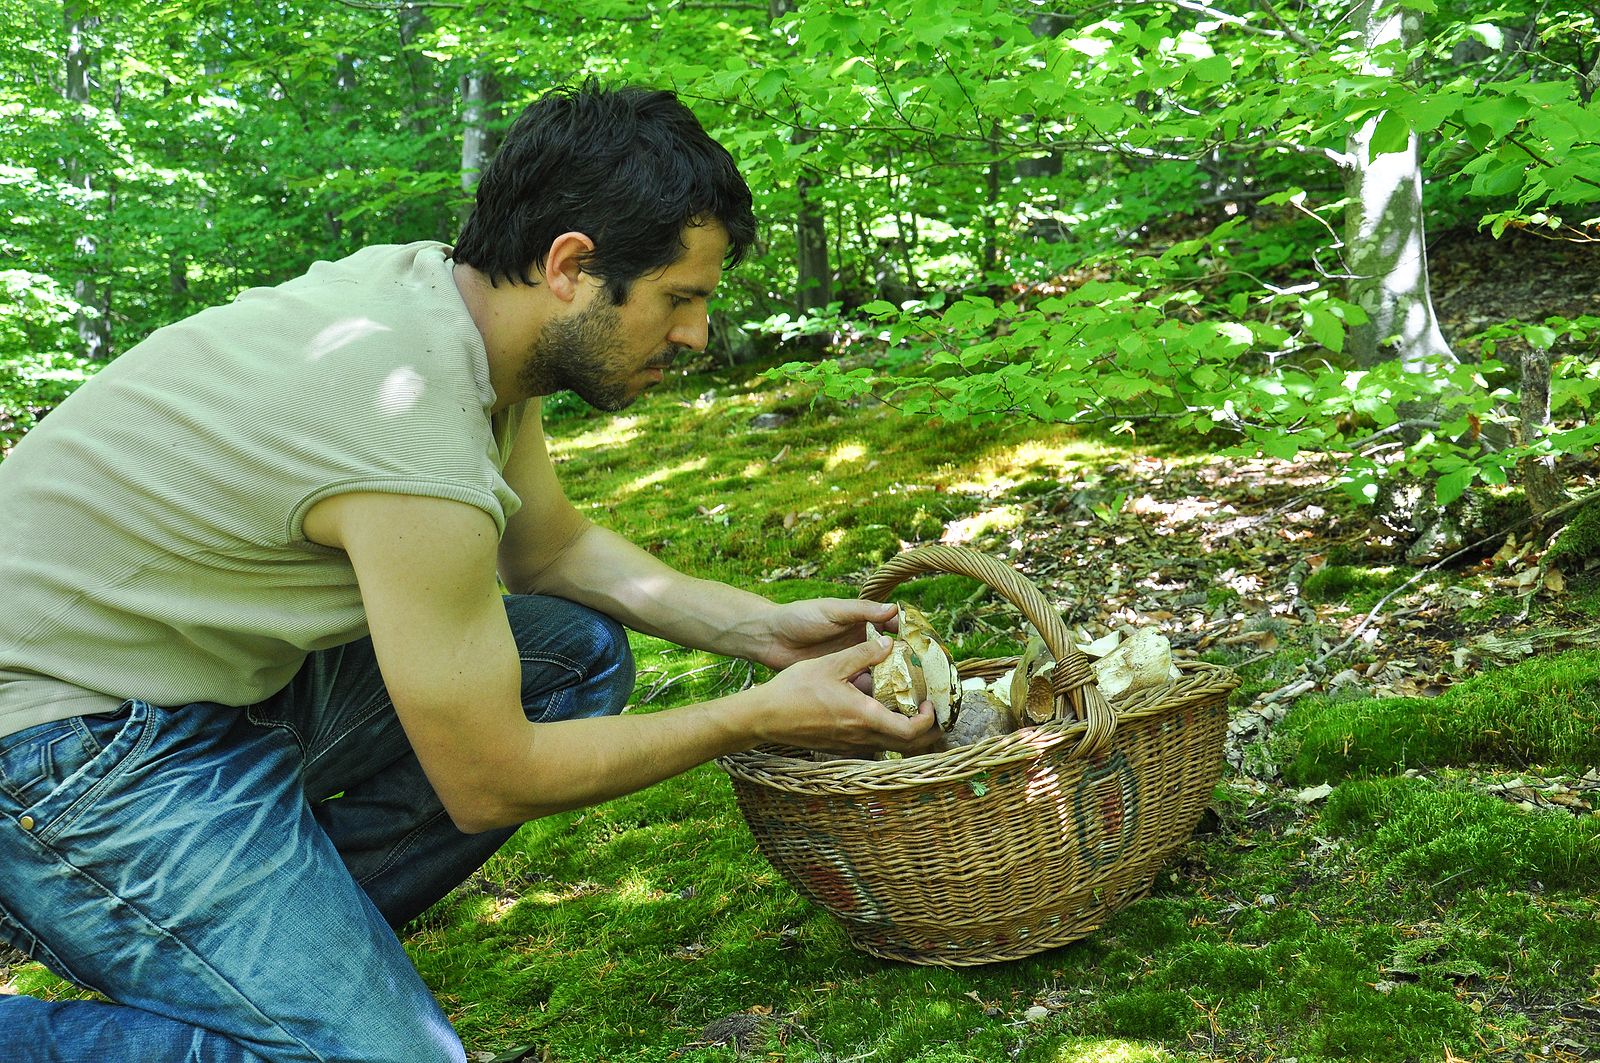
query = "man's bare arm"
xmin=303 ymin=491 xmax=934 ymax=833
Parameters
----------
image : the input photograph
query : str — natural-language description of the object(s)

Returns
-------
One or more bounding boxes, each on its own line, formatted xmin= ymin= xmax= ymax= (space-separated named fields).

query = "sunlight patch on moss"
xmin=947 ymin=438 xmax=1114 ymax=496
xmin=942 ymin=504 xmax=1025 ymax=544
xmin=1054 ymin=1039 xmax=1175 ymax=1063
xmin=546 ymin=415 xmax=642 ymax=454
xmin=620 ymin=456 xmax=708 ymax=496
xmin=615 ymin=873 xmax=671 ymax=905
xmin=823 ymin=440 xmax=867 ymax=470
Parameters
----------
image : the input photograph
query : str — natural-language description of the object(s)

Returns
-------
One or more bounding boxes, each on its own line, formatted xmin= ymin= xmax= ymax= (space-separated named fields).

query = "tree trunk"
xmin=1519 ymin=345 xmax=1565 ymax=516
xmin=394 ymin=7 xmax=454 ymax=242
xmin=64 ymin=0 xmax=110 ymax=360
xmin=794 ymin=129 xmax=832 ymax=316
xmin=458 ymin=70 xmax=501 ymax=227
xmin=771 ymin=0 xmax=831 ymax=323
xmin=1017 ymin=15 xmax=1066 ymax=179
xmin=326 ymin=53 xmax=358 ymax=244
xmin=1341 ymin=0 xmax=1454 ymax=374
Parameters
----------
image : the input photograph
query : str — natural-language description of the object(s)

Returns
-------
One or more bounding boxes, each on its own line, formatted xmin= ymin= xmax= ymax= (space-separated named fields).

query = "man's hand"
xmin=757 ymin=597 xmax=901 ymax=672
xmin=749 ymin=636 xmax=943 ymax=757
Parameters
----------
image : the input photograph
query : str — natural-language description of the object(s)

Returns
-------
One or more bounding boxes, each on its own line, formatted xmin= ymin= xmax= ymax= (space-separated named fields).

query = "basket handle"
xmin=857 ymin=545 xmax=1116 ymax=759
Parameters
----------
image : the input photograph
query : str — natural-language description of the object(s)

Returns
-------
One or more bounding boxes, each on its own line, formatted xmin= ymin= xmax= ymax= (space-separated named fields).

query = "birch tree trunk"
xmin=1341 ymin=0 xmax=1454 ymax=374
xmin=458 ymin=70 xmax=501 ymax=227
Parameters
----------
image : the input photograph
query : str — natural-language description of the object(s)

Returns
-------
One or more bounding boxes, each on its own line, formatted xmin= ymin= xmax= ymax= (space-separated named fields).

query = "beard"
xmin=517 ymin=299 xmax=662 ymax=413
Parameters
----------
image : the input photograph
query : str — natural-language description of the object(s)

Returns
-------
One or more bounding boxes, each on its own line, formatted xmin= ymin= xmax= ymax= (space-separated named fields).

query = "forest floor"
xmin=3 ymin=226 xmax=1598 ymax=1062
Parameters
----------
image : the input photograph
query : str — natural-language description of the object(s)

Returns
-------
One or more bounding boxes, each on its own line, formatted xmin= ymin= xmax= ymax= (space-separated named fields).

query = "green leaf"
xmin=1435 ymin=466 xmax=1476 ymax=506
xmin=1466 ymin=23 xmax=1504 ymax=50
xmin=1305 ymin=307 xmax=1345 ymax=353
xmin=1461 ymin=95 xmax=1527 ymax=141
xmin=1369 ymin=109 xmax=1412 ymax=159
xmin=753 ymin=68 xmax=787 ymax=102
xmin=1188 ymin=55 xmax=1233 ymax=84
xmin=1522 ymin=324 xmax=1559 ymax=349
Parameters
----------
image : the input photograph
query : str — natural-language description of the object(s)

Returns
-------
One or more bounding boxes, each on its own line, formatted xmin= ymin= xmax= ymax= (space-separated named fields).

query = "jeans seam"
xmin=0 ymin=897 xmax=86 ymax=988
xmin=518 ymin=650 xmax=586 ymax=678
xmin=11 ymin=842 xmax=333 ymax=1063
xmin=302 ymin=691 xmax=394 ymax=775
xmin=245 ymin=703 xmax=308 ymax=754
xmin=356 ymin=806 xmax=452 ymax=888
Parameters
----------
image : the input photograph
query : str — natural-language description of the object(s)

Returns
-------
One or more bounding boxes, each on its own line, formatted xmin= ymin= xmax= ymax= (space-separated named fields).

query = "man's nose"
xmin=668 ymin=310 xmax=709 ymax=352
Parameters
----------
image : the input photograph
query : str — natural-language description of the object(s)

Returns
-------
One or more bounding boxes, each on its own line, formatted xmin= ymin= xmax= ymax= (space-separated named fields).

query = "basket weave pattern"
xmin=719 ymin=546 xmax=1239 ymax=966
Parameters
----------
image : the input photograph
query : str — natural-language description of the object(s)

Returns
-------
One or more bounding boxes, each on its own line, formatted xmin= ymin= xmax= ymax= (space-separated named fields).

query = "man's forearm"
xmin=482 ymin=687 xmax=766 ymax=826
xmin=523 ymin=521 xmax=778 ymax=662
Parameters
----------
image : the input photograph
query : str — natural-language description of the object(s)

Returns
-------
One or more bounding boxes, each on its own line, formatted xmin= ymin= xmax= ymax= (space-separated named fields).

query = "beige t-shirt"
xmin=0 ymin=242 xmax=524 ymax=739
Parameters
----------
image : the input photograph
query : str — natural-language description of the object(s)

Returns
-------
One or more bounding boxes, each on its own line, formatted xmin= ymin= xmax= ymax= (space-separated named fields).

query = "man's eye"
xmin=669 ymin=296 xmax=690 ymax=309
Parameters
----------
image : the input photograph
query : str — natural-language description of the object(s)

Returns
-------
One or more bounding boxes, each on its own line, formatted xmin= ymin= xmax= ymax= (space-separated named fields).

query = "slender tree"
xmin=63 ymin=0 xmax=110 ymax=360
xmin=1340 ymin=0 xmax=1455 ymax=374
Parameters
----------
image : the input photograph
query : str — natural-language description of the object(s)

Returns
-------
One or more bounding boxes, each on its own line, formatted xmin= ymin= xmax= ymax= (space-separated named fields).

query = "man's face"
xmin=522 ymin=221 xmax=728 ymax=412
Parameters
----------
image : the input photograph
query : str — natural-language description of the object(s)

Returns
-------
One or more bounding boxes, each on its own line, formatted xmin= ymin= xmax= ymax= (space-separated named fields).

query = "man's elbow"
xmin=440 ymin=786 xmax=566 ymax=835
xmin=442 ymin=792 xmax=526 ymax=836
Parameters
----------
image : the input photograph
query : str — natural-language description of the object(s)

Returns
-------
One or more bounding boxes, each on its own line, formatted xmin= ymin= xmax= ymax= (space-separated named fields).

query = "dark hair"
xmin=452 ymin=81 xmax=757 ymax=302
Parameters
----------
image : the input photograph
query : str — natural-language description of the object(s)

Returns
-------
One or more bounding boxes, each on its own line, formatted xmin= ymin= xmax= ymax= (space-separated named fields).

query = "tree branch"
xmin=1160 ymin=0 xmax=1287 ymax=38
xmin=1252 ymin=0 xmax=1312 ymax=47
xmin=330 ymin=0 xmax=464 ymax=10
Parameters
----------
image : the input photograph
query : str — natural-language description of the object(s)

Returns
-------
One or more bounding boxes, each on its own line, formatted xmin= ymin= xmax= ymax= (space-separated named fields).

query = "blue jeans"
xmin=0 ymin=595 xmax=634 ymax=1063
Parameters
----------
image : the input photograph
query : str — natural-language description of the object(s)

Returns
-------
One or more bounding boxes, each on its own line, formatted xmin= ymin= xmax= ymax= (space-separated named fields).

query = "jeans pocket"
xmin=5 ymin=702 xmax=152 ymax=841
xmin=0 ymin=713 xmax=115 ymax=808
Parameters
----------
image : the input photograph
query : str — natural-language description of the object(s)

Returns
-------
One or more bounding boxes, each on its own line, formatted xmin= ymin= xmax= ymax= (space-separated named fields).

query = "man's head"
xmin=512 ymin=219 xmax=729 ymax=412
xmin=452 ymin=81 xmax=757 ymax=304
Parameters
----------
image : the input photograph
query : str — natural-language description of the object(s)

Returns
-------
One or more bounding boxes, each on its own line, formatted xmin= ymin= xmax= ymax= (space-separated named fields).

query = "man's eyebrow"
xmin=669 ymin=285 xmax=715 ymax=298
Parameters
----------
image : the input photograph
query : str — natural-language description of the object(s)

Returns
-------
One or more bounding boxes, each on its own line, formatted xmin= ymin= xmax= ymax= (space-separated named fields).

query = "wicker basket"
xmin=719 ymin=545 xmax=1239 ymax=966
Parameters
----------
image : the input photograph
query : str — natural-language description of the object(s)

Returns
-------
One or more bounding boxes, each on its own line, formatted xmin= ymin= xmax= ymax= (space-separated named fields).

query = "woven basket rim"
xmin=718 ymin=658 xmax=1238 ymax=792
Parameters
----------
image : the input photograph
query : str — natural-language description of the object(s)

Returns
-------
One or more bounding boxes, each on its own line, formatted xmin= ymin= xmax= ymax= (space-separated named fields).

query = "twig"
xmin=1162 ymin=0 xmax=1287 ymax=37
xmin=1253 ymin=0 xmax=1313 ymax=47
xmin=640 ymin=663 xmax=742 ymax=704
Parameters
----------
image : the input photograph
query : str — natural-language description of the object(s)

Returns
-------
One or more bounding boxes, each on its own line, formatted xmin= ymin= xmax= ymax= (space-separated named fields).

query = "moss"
xmin=1545 ymin=500 xmax=1600 ymax=567
xmin=758 ymin=578 xmax=860 ymax=604
xmin=891 ymin=573 xmax=987 ymax=614
xmin=1304 ymin=982 xmax=1474 ymax=1060
xmin=1277 ymin=648 xmax=1600 ymax=783
xmin=819 ymin=524 xmax=903 ymax=578
xmin=1321 ymin=776 xmax=1600 ymax=892
xmin=1479 ymin=486 xmax=1531 ymax=536
xmin=1098 ymin=988 xmax=1198 ymax=1041
xmin=1004 ymin=477 xmax=1063 ymax=501
xmin=1301 ymin=564 xmax=1411 ymax=606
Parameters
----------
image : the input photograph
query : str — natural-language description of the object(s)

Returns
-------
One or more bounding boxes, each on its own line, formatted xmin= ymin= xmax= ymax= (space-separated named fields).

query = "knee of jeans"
xmin=504 ymin=595 xmax=635 ymax=720
xmin=573 ymin=608 xmax=635 ymax=718
xmin=320 ymin=1013 xmax=466 ymax=1063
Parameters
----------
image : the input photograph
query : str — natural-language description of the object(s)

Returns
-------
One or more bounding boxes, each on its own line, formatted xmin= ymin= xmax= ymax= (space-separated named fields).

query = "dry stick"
xmin=1254 ymin=483 xmax=1600 ymax=704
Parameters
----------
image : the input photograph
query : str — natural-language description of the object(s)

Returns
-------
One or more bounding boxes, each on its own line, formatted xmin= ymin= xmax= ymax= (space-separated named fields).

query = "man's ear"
xmin=542 ymin=231 xmax=596 ymax=304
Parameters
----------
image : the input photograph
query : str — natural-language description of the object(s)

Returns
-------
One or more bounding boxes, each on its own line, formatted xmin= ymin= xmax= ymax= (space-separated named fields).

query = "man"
xmin=0 ymin=83 xmax=939 ymax=1062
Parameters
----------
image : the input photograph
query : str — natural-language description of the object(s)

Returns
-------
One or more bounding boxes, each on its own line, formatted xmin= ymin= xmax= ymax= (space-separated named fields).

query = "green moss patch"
xmin=1277 ymin=648 xmax=1600 ymax=783
xmin=1301 ymin=564 xmax=1414 ymax=607
xmin=1322 ymin=776 xmax=1600 ymax=891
